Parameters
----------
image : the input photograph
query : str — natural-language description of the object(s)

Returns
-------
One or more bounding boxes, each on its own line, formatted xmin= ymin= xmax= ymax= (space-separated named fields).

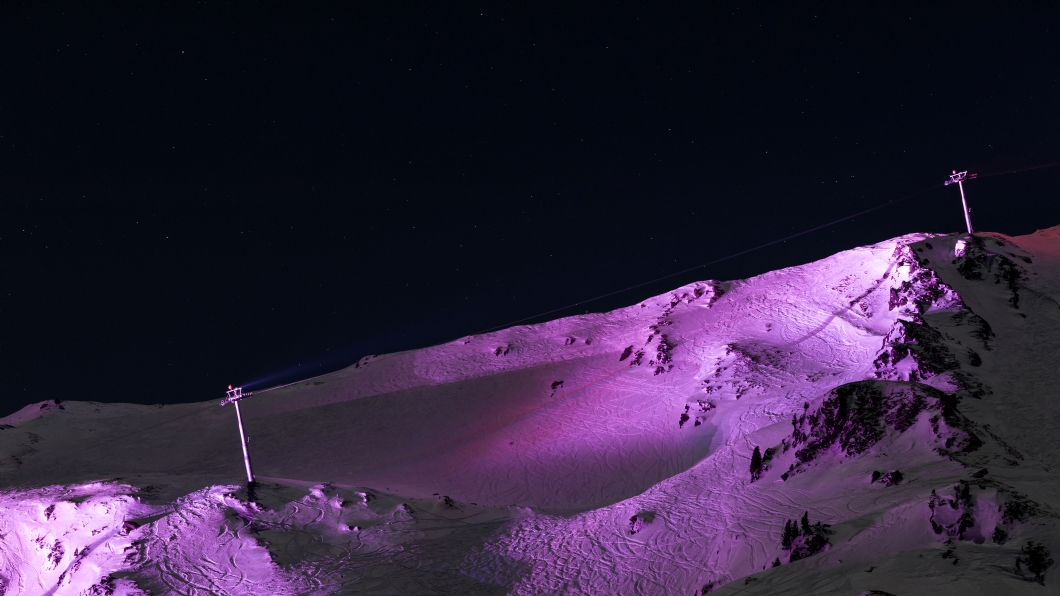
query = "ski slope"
xmin=1 ymin=227 xmax=1058 ymax=594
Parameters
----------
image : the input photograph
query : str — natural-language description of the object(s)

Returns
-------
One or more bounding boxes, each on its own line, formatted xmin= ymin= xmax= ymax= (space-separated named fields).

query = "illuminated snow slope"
xmin=2 ymin=227 xmax=1060 ymax=595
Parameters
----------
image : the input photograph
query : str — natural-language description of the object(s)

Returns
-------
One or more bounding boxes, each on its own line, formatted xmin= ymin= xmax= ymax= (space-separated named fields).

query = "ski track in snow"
xmin=2 ymin=229 xmax=1060 ymax=594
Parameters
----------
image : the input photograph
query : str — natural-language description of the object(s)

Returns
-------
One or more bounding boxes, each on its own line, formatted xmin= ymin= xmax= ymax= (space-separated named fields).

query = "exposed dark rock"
xmin=953 ymin=235 xmax=1025 ymax=308
xmin=929 ymin=482 xmax=975 ymax=539
xmin=870 ymin=470 xmax=903 ymax=486
xmin=628 ymin=511 xmax=656 ymax=535
xmin=1017 ymin=540 xmax=1053 ymax=583
xmin=780 ymin=381 xmax=978 ymax=480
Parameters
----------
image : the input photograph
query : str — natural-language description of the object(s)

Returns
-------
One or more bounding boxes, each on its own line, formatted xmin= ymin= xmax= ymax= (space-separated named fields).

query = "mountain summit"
xmin=2 ymin=228 xmax=1059 ymax=594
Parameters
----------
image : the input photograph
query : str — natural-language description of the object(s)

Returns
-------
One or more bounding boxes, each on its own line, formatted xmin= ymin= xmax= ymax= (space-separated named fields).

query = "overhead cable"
xmin=471 ymin=182 xmax=945 ymax=335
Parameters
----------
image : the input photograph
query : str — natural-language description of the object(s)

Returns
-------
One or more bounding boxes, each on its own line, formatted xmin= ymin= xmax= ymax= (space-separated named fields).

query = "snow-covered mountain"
xmin=2 ymin=227 xmax=1058 ymax=595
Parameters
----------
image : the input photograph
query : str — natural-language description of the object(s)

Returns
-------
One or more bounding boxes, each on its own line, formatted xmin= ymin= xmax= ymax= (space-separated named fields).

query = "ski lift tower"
xmin=945 ymin=170 xmax=977 ymax=235
xmin=219 ymin=385 xmax=255 ymax=484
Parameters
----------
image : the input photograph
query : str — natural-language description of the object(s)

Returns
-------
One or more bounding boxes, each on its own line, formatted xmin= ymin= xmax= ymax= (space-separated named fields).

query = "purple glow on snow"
xmin=3 ymin=228 xmax=1059 ymax=594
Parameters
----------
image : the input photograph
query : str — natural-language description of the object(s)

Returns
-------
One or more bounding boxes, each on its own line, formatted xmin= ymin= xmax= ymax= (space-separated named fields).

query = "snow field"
xmin=1 ymin=228 xmax=1059 ymax=593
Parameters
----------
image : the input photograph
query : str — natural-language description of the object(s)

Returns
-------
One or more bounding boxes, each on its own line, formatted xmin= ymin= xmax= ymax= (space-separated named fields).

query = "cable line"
xmin=70 ymin=162 xmax=1060 ymax=459
xmin=977 ymin=160 xmax=1060 ymax=179
xmin=472 ymin=182 xmax=944 ymax=336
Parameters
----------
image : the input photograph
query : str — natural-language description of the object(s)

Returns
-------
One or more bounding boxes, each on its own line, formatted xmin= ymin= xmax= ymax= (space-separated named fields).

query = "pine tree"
xmin=781 ymin=520 xmax=794 ymax=549
xmin=772 ymin=557 xmax=781 ymax=568
xmin=801 ymin=512 xmax=811 ymax=536
xmin=750 ymin=446 xmax=763 ymax=481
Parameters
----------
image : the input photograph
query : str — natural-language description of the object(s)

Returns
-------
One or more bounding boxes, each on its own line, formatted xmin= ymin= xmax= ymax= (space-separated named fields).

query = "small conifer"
xmin=750 ymin=446 xmax=763 ymax=481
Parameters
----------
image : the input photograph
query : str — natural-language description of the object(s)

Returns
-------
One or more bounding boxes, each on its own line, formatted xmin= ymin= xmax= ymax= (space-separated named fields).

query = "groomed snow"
xmin=2 ymin=227 xmax=1058 ymax=594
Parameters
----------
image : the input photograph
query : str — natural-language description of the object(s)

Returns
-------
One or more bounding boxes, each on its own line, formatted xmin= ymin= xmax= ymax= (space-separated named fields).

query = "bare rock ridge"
xmin=1 ymin=227 xmax=1059 ymax=594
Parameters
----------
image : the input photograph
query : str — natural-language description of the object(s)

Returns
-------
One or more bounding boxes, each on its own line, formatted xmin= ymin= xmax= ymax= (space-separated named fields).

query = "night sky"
xmin=4 ymin=3 xmax=1060 ymax=413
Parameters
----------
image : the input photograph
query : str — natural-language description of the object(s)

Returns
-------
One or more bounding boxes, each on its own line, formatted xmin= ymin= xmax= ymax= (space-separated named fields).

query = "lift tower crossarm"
xmin=219 ymin=386 xmax=255 ymax=483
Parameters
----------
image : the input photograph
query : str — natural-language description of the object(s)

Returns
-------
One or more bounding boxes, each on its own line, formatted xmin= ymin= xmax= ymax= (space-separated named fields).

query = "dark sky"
xmin=4 ymin=3 xmax=1060 ymax=414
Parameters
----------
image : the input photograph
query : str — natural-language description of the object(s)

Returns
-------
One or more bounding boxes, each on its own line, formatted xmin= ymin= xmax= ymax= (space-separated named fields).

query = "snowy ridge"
xmin=2 ymin=228 xmax=1059 ymax=594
